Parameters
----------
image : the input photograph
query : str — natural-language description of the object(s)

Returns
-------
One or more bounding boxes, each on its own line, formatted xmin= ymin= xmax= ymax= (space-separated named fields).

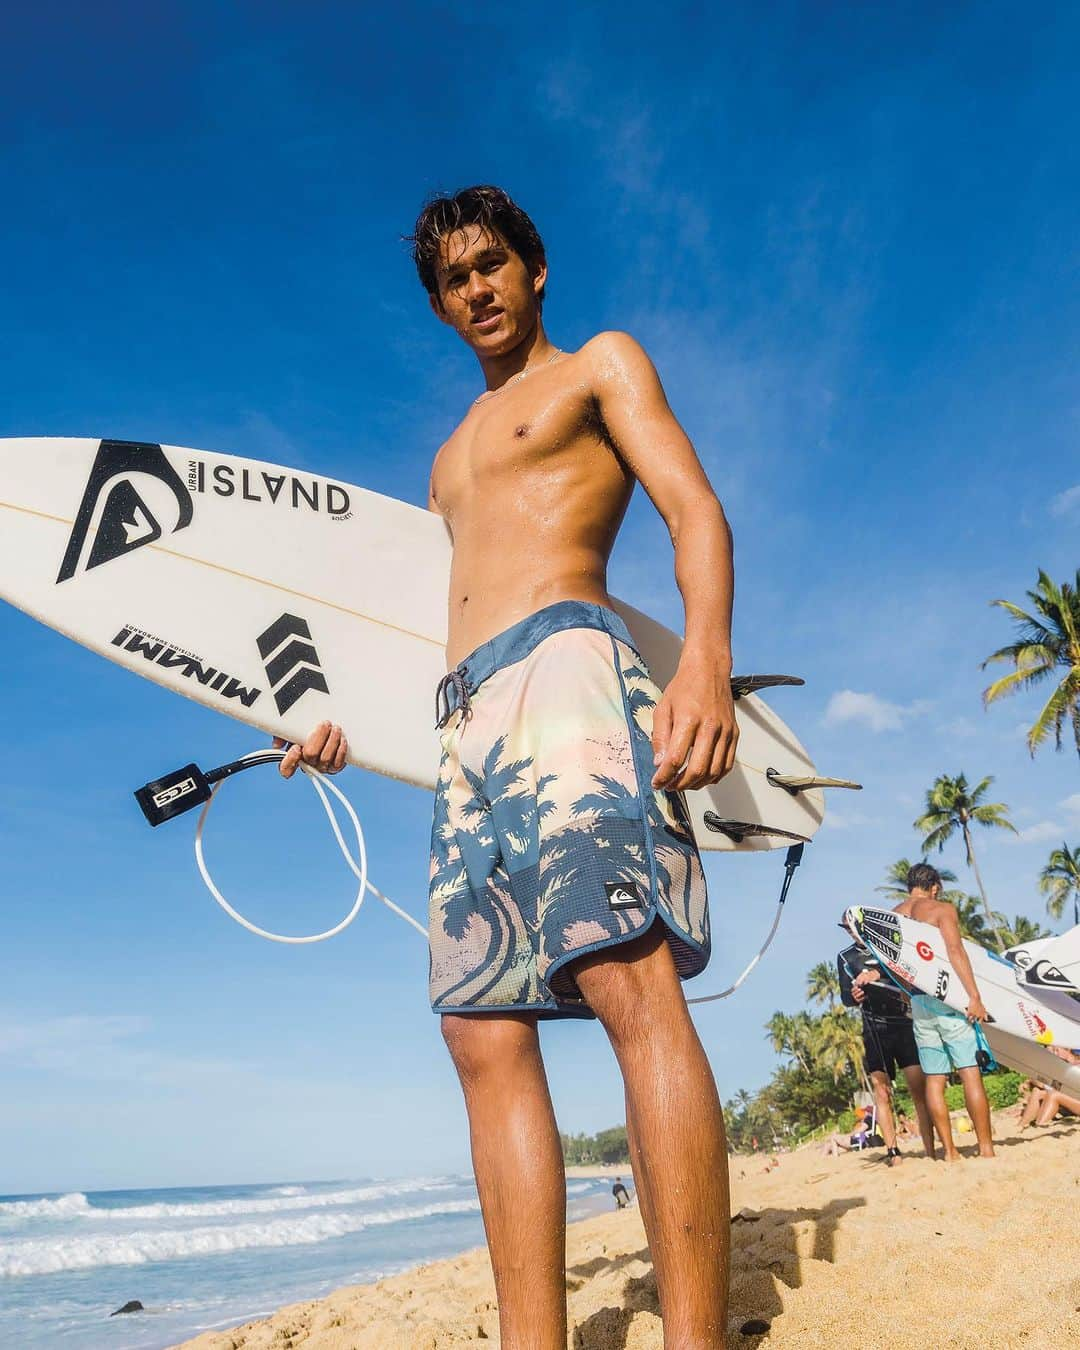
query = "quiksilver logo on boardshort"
xmin=605 ymin=882 xmax=643 ymax=910
xmin=57 ymin=440 xmax=193 ymax=583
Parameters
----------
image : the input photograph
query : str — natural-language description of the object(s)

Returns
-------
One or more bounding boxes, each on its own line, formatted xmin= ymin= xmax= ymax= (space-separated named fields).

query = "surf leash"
xmin=133 ymin=750 xmax=427 ymax=944
xmin=133 ymin=755 xmax=804 ymax=998
xmin=686 ymin=843 xmax=805 ymax=1005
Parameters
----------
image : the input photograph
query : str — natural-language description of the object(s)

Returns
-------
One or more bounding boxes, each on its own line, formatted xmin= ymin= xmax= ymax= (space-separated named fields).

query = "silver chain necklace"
xmin=474 ymin=348 xmax=563 ymax=405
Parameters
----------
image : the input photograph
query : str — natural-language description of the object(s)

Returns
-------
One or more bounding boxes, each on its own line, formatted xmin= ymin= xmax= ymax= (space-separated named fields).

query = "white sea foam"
xmin=0 ymin=1198 xmax=482 ymax=1277
xmin=88 ymin=1177 xmax=457 ymax=1221
xmin=0 ymin=1193 xmax=92 ymax=1219
xmin=0 ymin=1178 xmax=455 ymax=1225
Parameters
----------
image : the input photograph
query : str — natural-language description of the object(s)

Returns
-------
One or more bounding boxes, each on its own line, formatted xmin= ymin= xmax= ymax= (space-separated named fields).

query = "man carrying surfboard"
xmin=855 ymin=863 xmax=996 ymax=1161
xmin=284 ymin=184 xmax=736 ymax=1345
xmin=411 ymin=184 xmax=734 ymax=1348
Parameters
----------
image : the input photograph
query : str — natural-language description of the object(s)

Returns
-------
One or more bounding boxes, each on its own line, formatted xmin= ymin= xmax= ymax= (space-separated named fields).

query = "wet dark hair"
xmin=906 ymin=862 xmax=942 ymax=892
xmin=408 ymin=185 xmax=546 ymax=304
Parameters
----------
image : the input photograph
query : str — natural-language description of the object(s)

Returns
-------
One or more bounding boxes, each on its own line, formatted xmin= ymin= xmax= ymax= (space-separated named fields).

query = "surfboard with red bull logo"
xmin=844 ymin=905 xmax=1080 ymax=1050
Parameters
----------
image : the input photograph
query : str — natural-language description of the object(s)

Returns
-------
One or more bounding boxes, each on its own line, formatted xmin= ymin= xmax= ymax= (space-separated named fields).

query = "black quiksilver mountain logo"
xmin=1024 ymin=960 xmax=1076 ymax=992
xmin=605 ymin=882 xmax=643 ymax=910
xmin=256 ymin=613 xmax=330 ymax=715
xmin=58 ymin=440 xmax=193 ymax=583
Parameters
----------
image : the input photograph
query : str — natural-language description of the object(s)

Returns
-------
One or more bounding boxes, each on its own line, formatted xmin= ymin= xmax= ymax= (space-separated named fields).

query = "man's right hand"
xmin=965 ymin=995 xmax=989 ymax=1023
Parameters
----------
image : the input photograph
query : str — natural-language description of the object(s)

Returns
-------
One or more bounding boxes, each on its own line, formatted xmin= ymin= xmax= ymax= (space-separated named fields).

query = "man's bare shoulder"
xmin=898 ymin=897 xmax=958 ymax=930
xmin=577 ymin=330 xmax=652 ymax=378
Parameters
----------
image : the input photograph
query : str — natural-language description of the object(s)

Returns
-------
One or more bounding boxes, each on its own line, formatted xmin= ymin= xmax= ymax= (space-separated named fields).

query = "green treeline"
xmin=560 ymin=1125 xmax=629 ymax=1165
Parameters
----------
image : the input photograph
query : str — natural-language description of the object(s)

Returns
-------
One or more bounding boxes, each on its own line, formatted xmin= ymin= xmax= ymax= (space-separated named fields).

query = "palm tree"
xmin=806 ymin=961 xmax=841 ymax=1009
xmin=765 ymin=1011 xmax=815 ymax=1074
xmin=993 ymin=913 xmax=1052 ymax=948
xmin=1039 ymin=843 xmax=1080 ymax=925
xmin=948 ymin=892 xmax=991 ymax=947
xmin=811 ymin=1008 xmax=869 ymax=1092
xmin=982 ymin=568 xmax=1080 ymax=760
xmin=914 ymin=773 xmax=1016 ymax=951
xmin=877 ymin=858 xmax=958 ymax=900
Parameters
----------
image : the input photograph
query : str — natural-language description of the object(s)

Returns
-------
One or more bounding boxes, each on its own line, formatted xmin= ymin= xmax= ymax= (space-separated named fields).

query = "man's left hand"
xmin=651 ymin=658 xmax=738 ymax=791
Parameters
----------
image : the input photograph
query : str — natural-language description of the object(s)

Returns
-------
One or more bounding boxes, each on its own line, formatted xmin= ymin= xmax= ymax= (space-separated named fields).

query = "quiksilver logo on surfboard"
xmin=256 ymin=613 xmax=330 ymax=715
xmin=58 ymin=440 xmax=193 ymax=583
xmin=111 ymin=627 xmax=261 ymax=708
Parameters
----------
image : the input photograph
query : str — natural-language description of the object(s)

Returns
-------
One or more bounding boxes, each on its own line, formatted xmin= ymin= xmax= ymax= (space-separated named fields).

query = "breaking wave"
xmin=0 ymin=1198 xmax=482 ymax=1277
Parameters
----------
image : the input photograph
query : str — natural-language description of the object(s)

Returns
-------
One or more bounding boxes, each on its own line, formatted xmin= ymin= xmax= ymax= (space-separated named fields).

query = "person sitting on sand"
xmin=856 ymin=863 xmax=995 ymax=1161
xmin=612 ymin=1178 xmax=631 ymax=1209
xmin=1019 ymin=1048 xmax=1080 ymax=1128
xmin=822 ymin=1116 xmax=871 ymax=1157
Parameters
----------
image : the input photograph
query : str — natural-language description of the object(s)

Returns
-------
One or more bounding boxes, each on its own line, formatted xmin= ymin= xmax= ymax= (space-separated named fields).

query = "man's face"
xmin=430 ymin=224 xmax=546 ymax=356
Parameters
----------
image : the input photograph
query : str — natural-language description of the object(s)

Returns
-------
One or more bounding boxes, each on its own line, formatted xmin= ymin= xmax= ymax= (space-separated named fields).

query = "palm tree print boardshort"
xmin=428 ymin=600 xmax=710 ymax=1018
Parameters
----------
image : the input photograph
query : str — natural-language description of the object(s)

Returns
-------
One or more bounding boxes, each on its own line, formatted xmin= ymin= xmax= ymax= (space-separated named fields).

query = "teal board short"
xmin=910 ymin=993 xmax=980 ymax=1074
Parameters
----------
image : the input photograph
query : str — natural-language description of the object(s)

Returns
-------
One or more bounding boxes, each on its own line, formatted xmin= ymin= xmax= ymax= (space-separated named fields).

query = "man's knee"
xmin=441 ymin=1013 xmax=539 ymax=1086
xmin=572 ymin=925 xmax=685 ymax=1042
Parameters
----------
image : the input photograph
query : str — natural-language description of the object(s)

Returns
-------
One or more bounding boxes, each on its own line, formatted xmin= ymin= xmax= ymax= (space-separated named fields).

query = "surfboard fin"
xmin=766 ymin=768 xmax=863 ymax=795
xmin=730 ymin=674 xmax=805 ymax=700
xmin=702 ymin=814 xmax=810 ymax=844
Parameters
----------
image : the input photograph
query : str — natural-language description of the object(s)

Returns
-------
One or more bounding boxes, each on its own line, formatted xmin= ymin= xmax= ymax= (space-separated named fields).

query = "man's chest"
xmin=432 ymin=383 xmax=598 ymax=505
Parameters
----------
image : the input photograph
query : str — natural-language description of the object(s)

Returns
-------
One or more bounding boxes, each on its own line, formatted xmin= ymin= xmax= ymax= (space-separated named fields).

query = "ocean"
xmin=0 ymin=1174 xmax=615 ymax=1348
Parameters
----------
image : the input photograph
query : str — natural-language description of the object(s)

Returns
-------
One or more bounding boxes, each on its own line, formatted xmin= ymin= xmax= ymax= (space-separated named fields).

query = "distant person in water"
xmin=857 ymin=863 xmax=995 ymax=1160
xmin=838 ymin=933 xmax=934 ymax=1164
xmin=612 ymin=1178 xmax=631 ymax=1209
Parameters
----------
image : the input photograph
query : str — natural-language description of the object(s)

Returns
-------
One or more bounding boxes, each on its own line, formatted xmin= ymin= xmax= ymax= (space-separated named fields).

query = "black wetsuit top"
xmin=837 ymin=944 xmax=910 ymax=1022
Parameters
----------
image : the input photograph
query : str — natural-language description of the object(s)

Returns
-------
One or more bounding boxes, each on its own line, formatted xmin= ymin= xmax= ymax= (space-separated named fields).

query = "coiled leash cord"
xmin=134 ymin=749 xmax=426 ymax=944
xmin=134 ymin=754 xmax=803 ymax=992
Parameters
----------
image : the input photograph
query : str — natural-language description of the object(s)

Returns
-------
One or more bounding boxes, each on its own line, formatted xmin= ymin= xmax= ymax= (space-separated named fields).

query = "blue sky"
xmin=2 ymin=1 xmax=1078 ymax=1193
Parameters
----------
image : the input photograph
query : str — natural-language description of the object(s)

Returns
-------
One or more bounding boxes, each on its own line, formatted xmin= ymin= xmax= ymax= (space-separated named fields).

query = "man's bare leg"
xmin=901 ymin=1064 xmax=936 ymax=1158
xmin=574 ymin=926 xmax=729 ymax=1349
xmin=923 ymin=1073 xmax=960 ymax=1160
xmin=956 ymin=1065 xmax=995 ymax=1157
xmin=442 ymin=1012 xmax=566 ymax=1350
xmin=868 ymin=1069 xmax=897 ymax=1156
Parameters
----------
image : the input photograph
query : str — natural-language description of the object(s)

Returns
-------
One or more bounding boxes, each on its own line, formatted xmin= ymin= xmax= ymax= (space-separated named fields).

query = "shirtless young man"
xmin=283 ymin=184 xmax=738 ymax=1347
xmin=855 ymin=862 xmax=995 ymax=1161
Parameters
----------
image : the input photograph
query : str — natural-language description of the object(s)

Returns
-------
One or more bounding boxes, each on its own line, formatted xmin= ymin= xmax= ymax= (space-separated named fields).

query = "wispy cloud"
xmin=1001 ymin=820 xmax=1064 ymax=846
xmin=1061 ymin=793 xmax=1080 ymax=818
xmin=823 ymin=690 xmax=927 ymax=733
xmin=1050 ymin=485 xmax=1080 ymax=517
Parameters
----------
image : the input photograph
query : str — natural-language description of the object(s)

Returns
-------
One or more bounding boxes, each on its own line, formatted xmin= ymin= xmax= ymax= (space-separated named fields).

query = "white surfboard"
xmin=0 ymin=437 xmax=853 ymax=851
xmin=1008 ymin=926 xmax=1080 ymax=1002
xmin=844 ymin=906 xmax=1080 ymax=1048
xmin=981 ymin=1027 xmax=1080 ymax=1096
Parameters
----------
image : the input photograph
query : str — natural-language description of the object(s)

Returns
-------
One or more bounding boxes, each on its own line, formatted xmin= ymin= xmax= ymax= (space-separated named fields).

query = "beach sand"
xmin=178 ymin=1113 xmax=1079 ymax=1348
